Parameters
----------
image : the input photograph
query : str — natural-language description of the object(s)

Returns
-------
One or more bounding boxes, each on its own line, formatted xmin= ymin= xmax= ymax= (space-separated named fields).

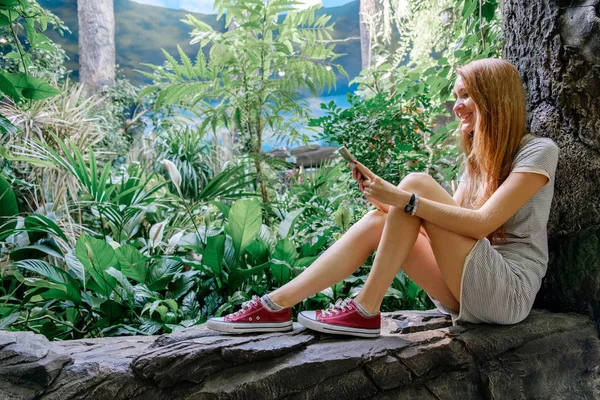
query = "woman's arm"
xmin=452 ymin=181 xmax=465 ymax=205
xmin=355 ymin=160 xmax=550 ymax=240
xmin=407 ymin=171 xmax=549 ymax=239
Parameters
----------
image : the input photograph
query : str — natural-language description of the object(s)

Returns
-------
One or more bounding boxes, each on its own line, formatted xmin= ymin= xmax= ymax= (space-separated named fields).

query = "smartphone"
xmin=338 ymin=146 xmax=357 ymax=167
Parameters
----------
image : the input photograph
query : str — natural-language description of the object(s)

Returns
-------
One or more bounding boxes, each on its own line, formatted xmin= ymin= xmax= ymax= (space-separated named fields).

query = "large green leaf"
xmin=202 ymin=234 xmax=225 ymax=277
xmin=75 ymin=234 xmax=119 ymax=297
xmin=10 ymin=239 xmax=64 ymax=261
xmin=138 ymin=318 xmax=163 ymax=335
xmin=14 ymin=259 xmax=81 ymax=303
xmin=147 ymin=258 xmax=182 ymax=291
xmin=276 ymin=208 xmax=304 ymax=238
xmin=0 ymin=114 xmax=18 ymax=135
xmin=246 ymin=238 xmax=269 ymax=265
xmin=0 ymin=73 xmax=21 ymax=101
xmin=270 ymin=239 xmax=297 ymax=286
xmin=228 ymin=261 xmax=272 ymax=292
xmin=0 ymin=175 xmax=18 ymax=238
xmin=228 ymin=199 xmax=262 ymax=257
xmin=0 ymin=0 xmax=21 ymax=9
xmin=1 ymin=72 xmax=60 ymax=100
xmin=115 ymin=245 xmax=148 ymax=283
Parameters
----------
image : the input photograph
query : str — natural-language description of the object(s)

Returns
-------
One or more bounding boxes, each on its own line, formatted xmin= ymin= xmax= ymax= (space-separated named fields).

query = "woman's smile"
xmin=453 ymin=76 xmax=477 ymax=134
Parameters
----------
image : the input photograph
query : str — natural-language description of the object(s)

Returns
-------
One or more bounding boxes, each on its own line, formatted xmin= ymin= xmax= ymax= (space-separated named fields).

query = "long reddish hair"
xmin=457 ymin=59 xmax=527 ymax=245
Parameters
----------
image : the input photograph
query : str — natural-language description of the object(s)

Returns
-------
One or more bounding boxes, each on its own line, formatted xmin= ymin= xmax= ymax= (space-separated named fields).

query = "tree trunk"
xmin=501 ymin=0 xmax=600 ymax=323
xmin=77 ymin=0 xmax=115 ymax=96
xmin=359 ymin=0 xmax=378 ymax=70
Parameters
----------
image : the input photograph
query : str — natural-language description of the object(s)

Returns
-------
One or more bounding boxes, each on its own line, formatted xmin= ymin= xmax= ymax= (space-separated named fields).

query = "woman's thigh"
xmin=367 ymin=209 xmax=461 ymax=312
xmin=403 ymin=227 xmax=461 ymax=312
xmin=398 ymin=173 xmax=479 ymax=303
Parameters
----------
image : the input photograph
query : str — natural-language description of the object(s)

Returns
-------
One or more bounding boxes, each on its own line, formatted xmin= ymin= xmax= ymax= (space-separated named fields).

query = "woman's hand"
xmin=351 ymin=164 xmax=390 ymax=212
xmin=354 ymin=161 xmax=403 ymax=208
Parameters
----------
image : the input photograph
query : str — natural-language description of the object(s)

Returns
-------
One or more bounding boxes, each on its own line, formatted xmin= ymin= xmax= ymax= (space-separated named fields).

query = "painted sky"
xmin=128 ymin=0 xmax=354 ymax=14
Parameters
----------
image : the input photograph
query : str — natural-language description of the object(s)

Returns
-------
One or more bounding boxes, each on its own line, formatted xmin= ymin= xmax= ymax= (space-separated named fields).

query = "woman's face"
xmin=453 ymin=76 xmax=477 ymax=134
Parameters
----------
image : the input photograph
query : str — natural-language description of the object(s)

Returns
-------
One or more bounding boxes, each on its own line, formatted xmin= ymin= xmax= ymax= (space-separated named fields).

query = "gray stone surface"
xmin=1 ymin=310 xmax=599 ymax=400
xmin=0 ymin=331 xmax=71 ymax=400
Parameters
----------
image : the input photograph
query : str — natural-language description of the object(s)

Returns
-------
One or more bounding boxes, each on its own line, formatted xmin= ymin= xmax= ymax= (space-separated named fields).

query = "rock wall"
xmin=1 ymin=310 xmax=599 ymax=400
xmin=501 ymin=0 xmax=600 ymax=322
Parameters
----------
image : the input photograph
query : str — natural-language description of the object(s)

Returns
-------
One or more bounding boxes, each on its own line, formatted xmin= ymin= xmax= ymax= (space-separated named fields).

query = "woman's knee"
xmin=352 ymin=210 xmax=386 ymax=249
xmin=397 ymin=172 xmax=435 ymax=194
xmin=362 ymin=209 xmax=386 ymax=228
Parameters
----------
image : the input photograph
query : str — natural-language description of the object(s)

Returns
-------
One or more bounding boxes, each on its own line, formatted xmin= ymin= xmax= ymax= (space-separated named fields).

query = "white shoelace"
xmin=233 ymin=295 xmax=260 ymax=316
xmin=322 ymin=298 xmax=354 ymax=317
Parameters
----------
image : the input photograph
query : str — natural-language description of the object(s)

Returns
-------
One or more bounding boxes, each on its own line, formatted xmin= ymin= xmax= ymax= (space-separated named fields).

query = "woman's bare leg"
xmin=268 ymin=210 xmax=385 ymax=308
xmin=355 ymin=173 xmax=477 ymax=314
xmin=269 ymin=215 xmax=463 ymax=312
xmin=354 ymin=206 xmax=428 ymax=313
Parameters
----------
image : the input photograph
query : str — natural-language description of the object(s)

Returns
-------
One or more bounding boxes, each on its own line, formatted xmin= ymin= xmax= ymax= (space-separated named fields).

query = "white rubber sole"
xmin=297 ymin=311 xmax=380 ymax=338
xmin=206 ymin=317 xmax=293 ymax=334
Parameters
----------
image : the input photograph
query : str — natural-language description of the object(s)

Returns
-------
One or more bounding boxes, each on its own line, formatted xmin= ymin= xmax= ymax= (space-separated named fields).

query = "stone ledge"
xmin=1 ymin=309 xmax=598 ymax=399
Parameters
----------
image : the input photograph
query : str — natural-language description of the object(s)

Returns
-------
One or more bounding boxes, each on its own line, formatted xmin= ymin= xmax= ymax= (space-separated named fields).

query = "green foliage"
xmin=155 ymin=127 xmax=217 ymax=199
xmin=0 ymin=174 xmax=18 ymax=237
xmin=0 ymin=0 xmax=499 ymax=341
xmin=319 ymin=0 xmax=502 ymax=188
xmin=95 ymin=73 xmax=144 ymax=158
xmin=312 ymin=94 xmax=436 ymax=184
xmin=141 ymin=0 xmax=347 ymax=205
xmin=0 ymin=0 xmax=64 ymax=103
xmin=276 ymin=160 xmax=359 ymax=245
xmin=353 ymin=0 xmax=502 ymax=102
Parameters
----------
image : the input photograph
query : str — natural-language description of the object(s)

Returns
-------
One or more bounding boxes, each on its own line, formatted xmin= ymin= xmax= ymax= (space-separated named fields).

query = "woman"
xmin=207 ymin=58 xmax=560 ymax=338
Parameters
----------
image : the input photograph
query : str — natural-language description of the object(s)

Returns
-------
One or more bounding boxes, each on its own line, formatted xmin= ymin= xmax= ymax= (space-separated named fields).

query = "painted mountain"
xmin=38 ymin=0 xmax=361 ymax=96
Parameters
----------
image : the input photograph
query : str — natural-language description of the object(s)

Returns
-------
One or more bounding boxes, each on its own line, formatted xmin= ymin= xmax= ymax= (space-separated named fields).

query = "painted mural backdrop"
xmin=40 ymin=0 xmax=360 ymax=115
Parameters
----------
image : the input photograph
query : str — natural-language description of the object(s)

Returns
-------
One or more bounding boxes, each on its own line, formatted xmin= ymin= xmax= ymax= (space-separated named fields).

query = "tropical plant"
xmin=0 ymin=231 xmax=199 ymax=339
xmin=95 ymin=73 xmax=146 ymax=159
xmin=139 ymin=0 xmax=347 ymax=206
xmin=155 ymin=127 xmax=218 ymax=199
xmin=275 ymin=160 xmax=361 ymax=243
xmin=0 ymin=81 xmax=105 ymax=147
xmin=353 ymin=0 xmax=502 ymax=100
xmin=0 ymin=174 xmax=19 ymax=238
xmin=0 ymin=143 xmax=259 ymax=339
xmin=0 ymin=0 xmax=62 ymax=105
xmin=310 ymin=93 xmax=458 ymax=185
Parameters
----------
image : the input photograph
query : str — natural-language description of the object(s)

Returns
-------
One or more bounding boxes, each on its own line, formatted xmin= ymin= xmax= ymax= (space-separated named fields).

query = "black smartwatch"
xmin=404 ymin=193 xmax=416 ymax=215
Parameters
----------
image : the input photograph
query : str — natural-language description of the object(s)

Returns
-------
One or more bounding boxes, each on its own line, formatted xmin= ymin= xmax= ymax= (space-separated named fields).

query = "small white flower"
xmin=278 ymin=71 xmax=286 ymax=77
xmin=325 ymin=66 xmax=332 ymax=71
xmin=105 ymin=236 xmax=121 ymax=249
xmin=149 ymin=219 xmax=169 ymax=249
xmin=161 ymin=159 xmax=182 ymax=196
xmin=166 ymin=230 xmax=185 ymax=254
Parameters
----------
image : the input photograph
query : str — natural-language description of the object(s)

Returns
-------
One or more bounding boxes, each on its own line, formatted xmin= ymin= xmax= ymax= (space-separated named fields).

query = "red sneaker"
xmin=298 ymin=298 xmax=380 ymax=338
xmin=206 ymin=295 xmax=293 ymax=333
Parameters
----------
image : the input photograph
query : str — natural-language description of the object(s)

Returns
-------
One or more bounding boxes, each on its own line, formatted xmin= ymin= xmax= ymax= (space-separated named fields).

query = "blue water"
xmin=262 ymin=93 xmax=351 ymax=150
xmin=143 ymin=93 xmax=352 ymax=151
